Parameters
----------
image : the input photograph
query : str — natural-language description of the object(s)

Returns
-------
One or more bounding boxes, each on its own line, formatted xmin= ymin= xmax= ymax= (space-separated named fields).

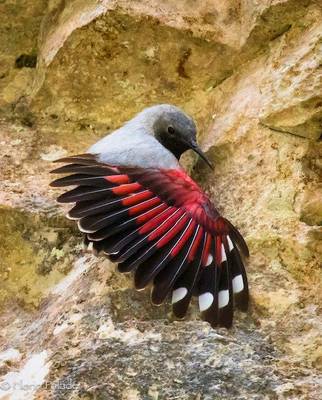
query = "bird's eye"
xmin=168 ymin=126 xmax=175 ymax=135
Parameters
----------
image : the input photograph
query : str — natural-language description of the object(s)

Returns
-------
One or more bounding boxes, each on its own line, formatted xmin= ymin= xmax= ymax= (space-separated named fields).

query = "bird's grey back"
xmin=88 ymin=105 xmax=182 ymax=169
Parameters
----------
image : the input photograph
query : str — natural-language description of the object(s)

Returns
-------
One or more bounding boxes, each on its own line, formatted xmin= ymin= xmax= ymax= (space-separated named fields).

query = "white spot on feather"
xmin=199 ymin=292 xmax=214 ymax=311
xmin=218 ymin=290 xmax=229 ymax=308
xmin=172 ymin=287 xmax=188 ymax=304
xmin=221 ymin=244 xmax=227 ymax=263
xmin=233 ymin=275 xmax=244 ymax=293
xmin=206 ymin=254 xmax=213 ymax=266
xmin=227 ymin=236 xmax=234 ymax=251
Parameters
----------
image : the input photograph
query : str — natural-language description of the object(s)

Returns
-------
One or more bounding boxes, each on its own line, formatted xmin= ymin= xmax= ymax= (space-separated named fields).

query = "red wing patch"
xmin=51 ymin=154 xmax=249 ymax=328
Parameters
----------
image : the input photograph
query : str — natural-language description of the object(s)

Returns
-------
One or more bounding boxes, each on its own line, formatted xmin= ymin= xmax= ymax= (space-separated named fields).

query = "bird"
xmin=50 ymin=104 xmax=249 ymax=328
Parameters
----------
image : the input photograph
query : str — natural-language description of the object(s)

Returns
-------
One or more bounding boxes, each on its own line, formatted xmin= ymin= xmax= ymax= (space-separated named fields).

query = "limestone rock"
xmin=0 ymin=1 xmax=321 ymax=399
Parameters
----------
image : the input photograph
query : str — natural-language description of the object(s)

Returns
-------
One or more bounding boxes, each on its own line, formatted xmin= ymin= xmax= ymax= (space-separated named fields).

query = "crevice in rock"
xmin=177 ymin=47 xmax=191 ymax=79
xmin=15 ymin=54 xmax=37 ymax=69
xmin=259 ymin=121 xmax=312 ymax=140
xmin=269 ymin=23 xmax=292 ymax=42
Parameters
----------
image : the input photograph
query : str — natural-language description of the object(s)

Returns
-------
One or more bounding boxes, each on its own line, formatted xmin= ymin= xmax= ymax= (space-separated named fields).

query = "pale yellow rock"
xmin=0 ymin=1 xmax=321 ymax=399
xmin=122 ymin=388 xmax=142 ymax=400
xmin=299 ymin=187 xmax=322 ymax=225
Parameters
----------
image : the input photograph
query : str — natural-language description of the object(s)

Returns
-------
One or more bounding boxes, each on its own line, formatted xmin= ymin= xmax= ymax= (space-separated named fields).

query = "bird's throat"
xmin=156 ymin=132 xmax=189 ymax=160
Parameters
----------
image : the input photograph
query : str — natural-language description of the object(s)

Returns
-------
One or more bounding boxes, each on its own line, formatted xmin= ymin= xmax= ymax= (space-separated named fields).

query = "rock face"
xmin=0 ymin=1 xmax=321 ymax=399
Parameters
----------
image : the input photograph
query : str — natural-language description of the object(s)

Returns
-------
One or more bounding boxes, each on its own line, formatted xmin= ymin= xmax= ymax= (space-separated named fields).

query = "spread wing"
xmin=51 ymin=154 xmax=249 ymax=328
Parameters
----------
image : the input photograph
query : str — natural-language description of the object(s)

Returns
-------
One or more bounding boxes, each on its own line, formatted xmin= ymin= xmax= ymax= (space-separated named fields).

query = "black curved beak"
xmin=190 ymin=140 xmax=213 ymax=170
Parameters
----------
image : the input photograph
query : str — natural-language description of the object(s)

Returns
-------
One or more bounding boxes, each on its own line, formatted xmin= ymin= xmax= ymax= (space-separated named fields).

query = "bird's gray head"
xmin=136 ymin=104 xmax=212 ymax=168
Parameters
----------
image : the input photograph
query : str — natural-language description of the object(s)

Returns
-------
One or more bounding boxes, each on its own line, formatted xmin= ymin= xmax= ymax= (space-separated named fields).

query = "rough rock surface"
xmin=0 ymin=1 xmax=321 ymax=399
